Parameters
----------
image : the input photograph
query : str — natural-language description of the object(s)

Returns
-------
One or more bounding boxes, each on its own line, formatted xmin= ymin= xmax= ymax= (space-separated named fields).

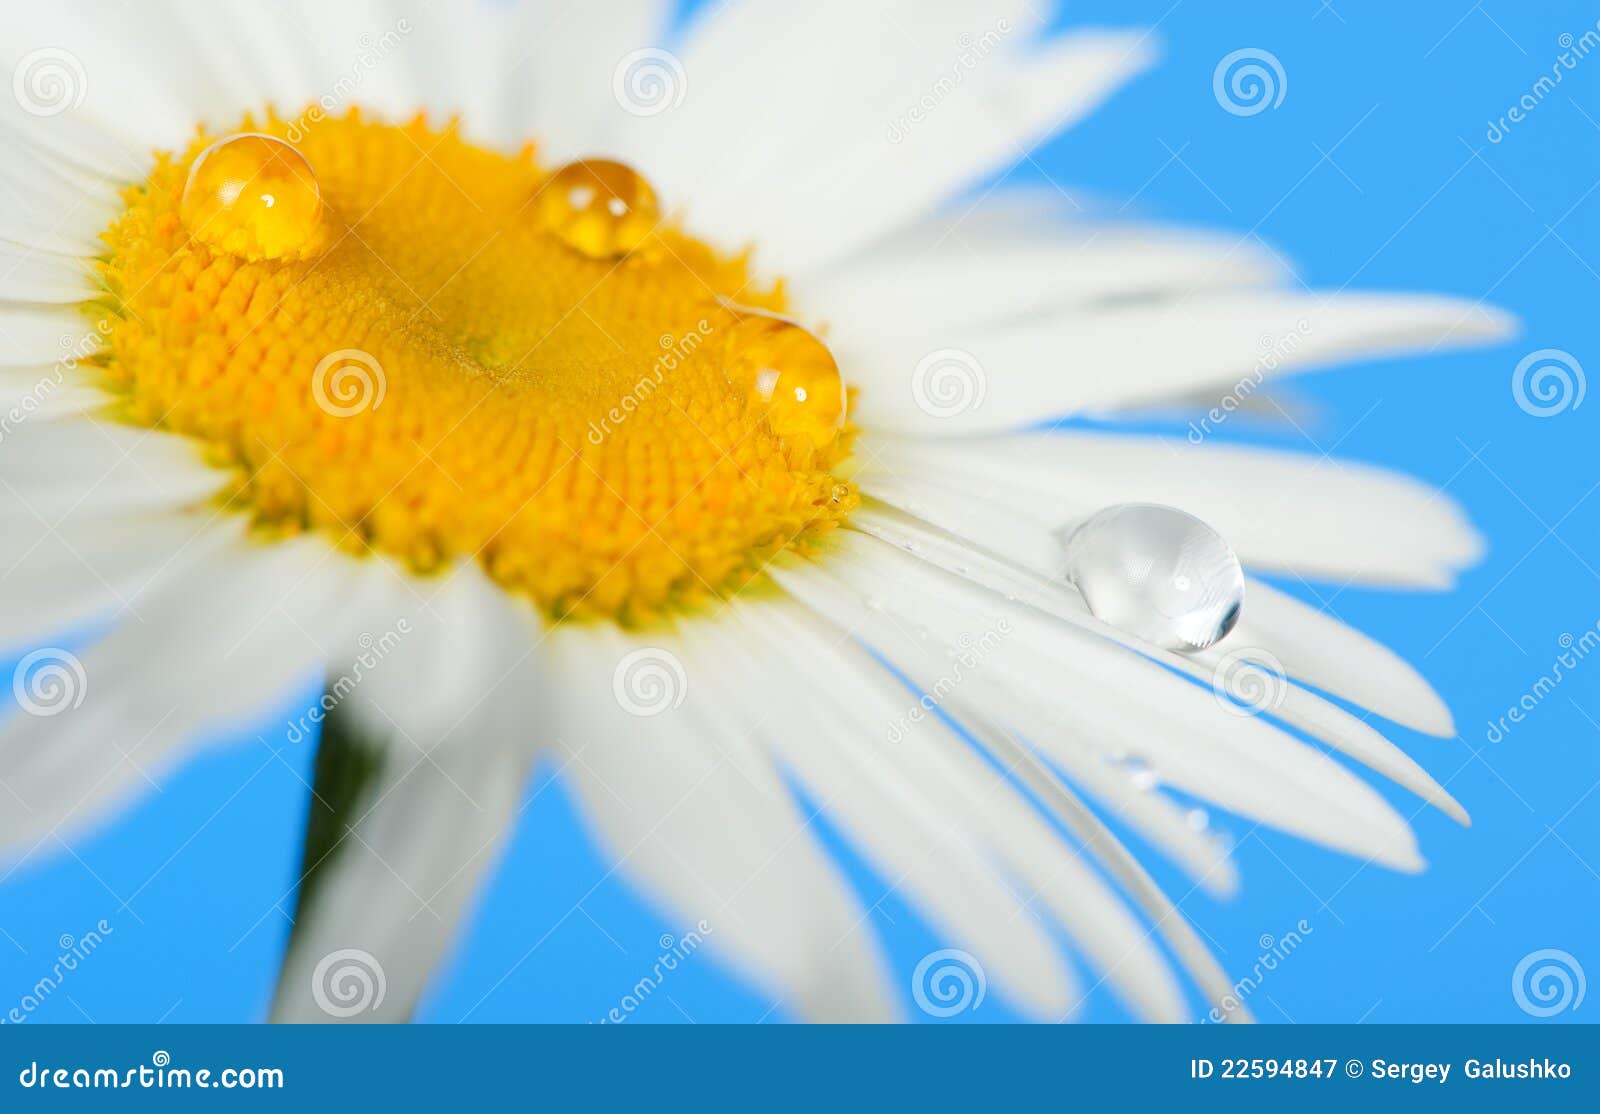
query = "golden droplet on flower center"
xmin=535 ymin=158 xmax=660 ymax=260
xmin=179 ymin=132 xmax=326 ymax=260
xmin=722 ymin=307 xmax=847 ymax=447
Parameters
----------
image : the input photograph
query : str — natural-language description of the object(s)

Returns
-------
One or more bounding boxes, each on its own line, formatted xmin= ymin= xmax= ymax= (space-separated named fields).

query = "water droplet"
xmin=180 ymin=133 xmax=324 ymax=260
xmin=722 ymin=308 xmax=846 ymax=446
xmin=1121 ymin=756 xmax=1159 ymax=792
xmin=1185 ymin=807 xmax=1210 ymax=833
xmin=535 ymin=158 xmax=659 ymax=259
xmin=1061 ymin=503 xmax=1243 ymax=652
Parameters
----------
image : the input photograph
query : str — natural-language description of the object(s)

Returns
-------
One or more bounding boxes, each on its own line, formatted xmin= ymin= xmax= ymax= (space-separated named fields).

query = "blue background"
xmin=1 ymin=0 xmax=1596 ymax=1025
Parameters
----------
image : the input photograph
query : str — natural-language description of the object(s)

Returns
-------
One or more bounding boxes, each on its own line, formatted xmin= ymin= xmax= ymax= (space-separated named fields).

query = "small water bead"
xmin=1061 ymin=503 xmax=1243 ymax=653
xmin=535 ymin=158 xmax=659 ymax=260
xmin=722 ymin=309 xmax=846 ymax=446
xmin=1120 ymin=756 xmax=1160 ymax=792
xmin=180 ymin=133 xmax=324 ymax=260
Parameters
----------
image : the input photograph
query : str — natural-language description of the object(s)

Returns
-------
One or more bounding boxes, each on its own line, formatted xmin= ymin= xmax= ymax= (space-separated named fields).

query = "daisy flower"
xmin=0 ymin=1 xmax=1510 ymax=1023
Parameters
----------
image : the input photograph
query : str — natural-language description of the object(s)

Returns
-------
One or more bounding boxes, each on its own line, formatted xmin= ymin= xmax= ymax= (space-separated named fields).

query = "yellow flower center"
xmin=95 ymin=109 xmax=857 ymax=622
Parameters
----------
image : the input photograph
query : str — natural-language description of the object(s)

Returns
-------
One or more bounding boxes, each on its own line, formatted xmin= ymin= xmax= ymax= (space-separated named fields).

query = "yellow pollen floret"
xmin=95 ymin=109 xmax=858 ymax=622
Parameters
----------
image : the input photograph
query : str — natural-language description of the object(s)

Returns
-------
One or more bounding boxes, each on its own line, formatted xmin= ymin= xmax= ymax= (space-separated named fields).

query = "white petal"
xmin=541 ymin=622 xmax=899 ymax=1022
xmin=685 ymin=612 xmax=1081 ymax=1020
xmin=340 ymin=560 xmax=545 ymax=747
xmin=811 ymin=528 xmax=1427 ymax=870
xmin=858 ymin=430 xmax=1484 ymax=588
xmin=0 ymin=416 xmax=226 ymax=515
xmin=627 ymin=5 xmax=1152 ymax=269
xmin=0 ymin=306 xmax=106 ymax=371
xmin=0 ymin=507 xmax=219 ymax=652
xmin=0 ymin=243 xmax=99 ymax=303
xmin=1233 ymin=578 xmax=1456 ymax=737
xmin=270 ymin=663 xmax=535 ymax=1022
xmin=511 ymin=0 xmax=672 ymax=158
xmin=770 ymin=550 xmax=1240 ymax=895
xmin=0 ymin=366 xmax=107 ymax=421
xmin=0 ymin=3 xmax=195 ymax=176
xmin=717 ymin=597 xmax=1192 ymax=1022
xmin=0 ymin=149 xmax=119 ymax=256
xmin=0 ymin=530 xmax=359 ymax=849
xmin=844 ymin=498 xmax=1462 ymax=805
xmin=796 ymin=217 xmax=1280 ymax=342
xmin=848 ymin=292 xmax=1515 ymax=433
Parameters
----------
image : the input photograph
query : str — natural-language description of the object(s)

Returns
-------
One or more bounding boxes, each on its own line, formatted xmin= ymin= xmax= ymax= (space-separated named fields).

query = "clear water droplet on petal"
xmin=1061 ymin=503 xmax=1243 ymax=652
